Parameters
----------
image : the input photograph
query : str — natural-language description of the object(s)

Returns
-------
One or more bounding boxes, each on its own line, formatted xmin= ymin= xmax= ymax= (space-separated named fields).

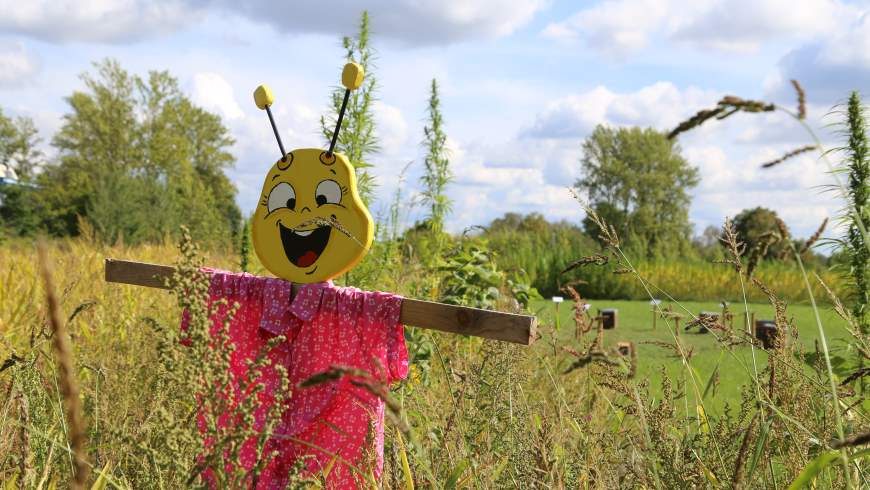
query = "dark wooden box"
xmin=600 ymin=309 xmax=617 ymax=330
xmin=755 ymin=320 xmax=778 ymax=349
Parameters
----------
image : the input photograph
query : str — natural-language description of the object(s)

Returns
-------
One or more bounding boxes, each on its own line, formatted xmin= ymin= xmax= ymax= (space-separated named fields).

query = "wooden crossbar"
xmin=104 ymin=259 xmax=536 ymax=345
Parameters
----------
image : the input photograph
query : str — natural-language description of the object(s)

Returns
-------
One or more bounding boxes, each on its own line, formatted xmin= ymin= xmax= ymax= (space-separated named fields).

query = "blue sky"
xmin=1 ymin=0 xmax=868 ymax=240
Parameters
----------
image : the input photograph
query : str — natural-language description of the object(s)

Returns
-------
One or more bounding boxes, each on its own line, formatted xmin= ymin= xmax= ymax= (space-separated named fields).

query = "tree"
xmin=693 ymin=224 xmax=726 ymax=260
xmin=576 ymin=125 xmax=699 ymax=257
xmin=488 ymin=212 xmax=550 ymax=235
xmin=38 ymin=59 xmax=240 ymax=243
xmin=419 ymin=78 xmax=452 ymax=239
xmin=321 ymin=10 xmax=379 ymax=205
xmin=731 ymin=207 xmax=790 ymax=260
xmin=483 ymin=212 xmax=597 ymax=296
xmin=0 ymin=108 xmax=41 ymax=182
xmin=0 ymin=108 xmax=42 ymax=235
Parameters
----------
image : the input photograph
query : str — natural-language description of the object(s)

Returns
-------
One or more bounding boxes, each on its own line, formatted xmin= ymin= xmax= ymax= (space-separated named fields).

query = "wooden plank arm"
xmin=105 ymin=259 xmax=175 ymax=290
xmin=104 ymin=259 xmax=536 ymax=345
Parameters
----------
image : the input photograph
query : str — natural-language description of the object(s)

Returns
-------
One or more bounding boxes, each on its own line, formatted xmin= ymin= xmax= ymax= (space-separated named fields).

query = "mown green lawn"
xmin=530 ymin=298 xmax=856 ymax=414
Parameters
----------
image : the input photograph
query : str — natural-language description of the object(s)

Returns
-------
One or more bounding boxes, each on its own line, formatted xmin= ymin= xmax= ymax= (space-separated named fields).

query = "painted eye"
xmin=267 ymin=182 xmax=296 ymax=213
xmin=315 ymin=180 xmax=341 ymax=206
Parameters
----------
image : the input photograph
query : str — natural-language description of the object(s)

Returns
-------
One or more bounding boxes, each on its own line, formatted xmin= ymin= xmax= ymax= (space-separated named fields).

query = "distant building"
xmin=0 ymin=162 xmax=17 ymax=186
xmin=0 ymin=163 xmax=36 ymax=207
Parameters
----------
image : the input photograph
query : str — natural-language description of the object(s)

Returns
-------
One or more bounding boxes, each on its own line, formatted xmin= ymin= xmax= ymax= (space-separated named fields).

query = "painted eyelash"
xmin=340 ymin=186 xmax=348 ymax=195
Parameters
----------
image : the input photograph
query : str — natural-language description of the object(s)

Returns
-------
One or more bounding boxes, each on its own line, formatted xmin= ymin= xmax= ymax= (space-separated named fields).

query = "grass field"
xmin=3 ymin=238 xmax=868 ymax=487
xmin=532 ymin=297 xmax=855 ymax=413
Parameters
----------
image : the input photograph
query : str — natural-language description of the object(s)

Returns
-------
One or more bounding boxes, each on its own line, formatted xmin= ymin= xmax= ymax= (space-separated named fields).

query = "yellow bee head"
xmin=251 ymin=149 xmax=373 ymax=283
xmin=251 ymin=63 xmax=371 ymax=283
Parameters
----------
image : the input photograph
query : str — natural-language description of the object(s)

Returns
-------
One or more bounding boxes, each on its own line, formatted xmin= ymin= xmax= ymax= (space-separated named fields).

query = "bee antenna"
xmin=327 ymin=89 xmax=350 ymax=157
xmin=253 ymin=84 xmax=287 ymax=160
xmin=327 ymin=62 xmax=365 ymax=158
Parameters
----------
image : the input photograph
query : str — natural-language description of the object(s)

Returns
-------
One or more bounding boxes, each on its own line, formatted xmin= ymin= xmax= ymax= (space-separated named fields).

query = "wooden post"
xmin=105 ymin=259 xmax=537 ymax=345
xmin=650 ymin=299 xmax=662 ymax=331
xmin=616 ymin=341 xmax=631 ymax=357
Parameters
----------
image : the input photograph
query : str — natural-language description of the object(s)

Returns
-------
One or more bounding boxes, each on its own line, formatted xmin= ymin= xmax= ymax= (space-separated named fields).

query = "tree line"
xmin=0 ymin=60 xmax=241 ymax=244
xmin=0 ymin=11 xmax=456 ymax=251
xmin=0 ymin=10 xmax=826 ymax=283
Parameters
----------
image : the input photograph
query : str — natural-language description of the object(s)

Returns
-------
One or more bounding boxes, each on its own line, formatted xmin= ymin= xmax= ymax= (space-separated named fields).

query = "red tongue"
xmin=296 ymin=251 xmax=319 ymax=268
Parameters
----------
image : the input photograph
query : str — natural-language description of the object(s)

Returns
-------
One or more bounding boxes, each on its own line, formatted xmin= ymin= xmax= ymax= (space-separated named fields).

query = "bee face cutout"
xmin=252 ymin=148 xmax=373 ymax=283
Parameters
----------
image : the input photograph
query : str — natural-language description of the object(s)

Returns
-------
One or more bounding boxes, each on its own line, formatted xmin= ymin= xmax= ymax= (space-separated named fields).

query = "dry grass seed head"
xmin=37 ymin=241 xmax=89 ymax=489
xmin=791 ymin=79 xmax=807 ymax=120
xmin=799 ymin=218 xmax=828 ymax=255
xmin=761 ymin=145 xmax=817 ymax=169
xmin=668 ymin=96 xmax=775 ymax=139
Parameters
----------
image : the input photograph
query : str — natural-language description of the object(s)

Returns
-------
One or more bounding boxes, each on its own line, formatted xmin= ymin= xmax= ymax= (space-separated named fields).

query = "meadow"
xmin=0 ymin=74 xmax=865 ymax=487
xmin=3 ymin=6 xmax=869 ymax=486
xmin=534 ymin=298 xmax=854 ymax=413
xmin=2 ymin=228 xmax=868 ymax=488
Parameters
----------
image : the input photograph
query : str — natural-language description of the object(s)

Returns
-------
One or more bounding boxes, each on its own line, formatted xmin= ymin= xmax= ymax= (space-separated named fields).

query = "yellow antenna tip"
xmin=341 ymin=62 xmax=364 ymax=90
xmin=253 ymin=85 xmax=274 ymax=110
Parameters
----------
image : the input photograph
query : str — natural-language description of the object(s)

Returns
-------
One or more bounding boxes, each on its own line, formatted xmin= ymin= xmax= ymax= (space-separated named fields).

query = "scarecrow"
xmin=105 ymin=63 xmax=536 ymax=488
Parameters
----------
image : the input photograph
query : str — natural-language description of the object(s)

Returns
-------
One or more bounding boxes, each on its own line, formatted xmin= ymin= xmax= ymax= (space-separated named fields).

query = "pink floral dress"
xmin=192 ymin=269 xmax=408 ymax=489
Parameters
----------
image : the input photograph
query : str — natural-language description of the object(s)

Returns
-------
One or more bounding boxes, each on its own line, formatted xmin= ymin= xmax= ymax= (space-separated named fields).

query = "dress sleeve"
xmin=357 ymin=289 xmax=408 ymax=383
xmin=378 ymin=292 xmax=408 ymax=384
xmin=180 ymin=269 xmax=295 ymax=338
xmin=180 ymin=268 xmax=221 ymax=335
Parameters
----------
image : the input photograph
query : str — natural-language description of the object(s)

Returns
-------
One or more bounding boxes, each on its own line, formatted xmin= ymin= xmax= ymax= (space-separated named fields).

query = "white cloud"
xmin=522 ymin=86 xmax=615 ymax=138
xmin=0 ymin=0 xmax=202 ymax=43
xmin=509 ymin=80 xmax=841 ymax=239
xmin=678 ymin=115 xmax=838 ymax=239
xmin=670 ymin=0 xmax=855 ymax=52
xmin=0 ymin=0 xmax=547 ymax=46
xmin=522 ymin=82 xmax=719 ymax=138
xmin=541 ymin=0 xmax=674 ymax=57
xmin=0 ymin=42 xmax=38 ymax=86
xmin=607 ymin=82 xmax=718 ymax=128
xmin=415 ymin=135 xmax=582 ymax=230
xmin=215 ymin=0 xmax=548 ymax=46
xmin=765 ymin=9 xmax=870 ymax=104
xmin=542 ymin=0 xmax=858 ymax=58
xmin=191 ymin=72 xmax=244 ymax=120
xmin=373 ymin=101 xmax=408 ymax=155
xmin=817 ymin=10 xmax=870 ymax=67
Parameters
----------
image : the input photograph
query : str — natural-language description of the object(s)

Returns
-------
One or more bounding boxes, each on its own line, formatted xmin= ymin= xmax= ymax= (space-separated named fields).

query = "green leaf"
xmin=3 ymin=475 xmax=18 ymax=490
xmin=90 ymin=461 xmax=112 ymax=490
xmin=786 ymin=450 xmax=840 ymax=490
xmin=444 ymin=459 xmax=469 ymax=490
xmin=702 ymin=355 xmax=723 ymax=400
xmin=396 ymin=431 xmax=415 ymax=490
xmin=746 ymin=417 xmax=772 ymax=480
xmin=489 ymin=454 xmax=511 ymax=482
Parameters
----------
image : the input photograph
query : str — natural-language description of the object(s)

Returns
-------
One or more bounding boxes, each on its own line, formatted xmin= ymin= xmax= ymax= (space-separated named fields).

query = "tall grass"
xmin=569 ymin=257 xmax=845 ymax=303
xmin=656 ymin=81 xmax=870 ymax=488
xmin=482 ymin=220 xmax=842 ymax=302
xmin=2 ymin=89 xmax=869 ymax=488
xmin=2 ymin=226 xmax=867 ymax=487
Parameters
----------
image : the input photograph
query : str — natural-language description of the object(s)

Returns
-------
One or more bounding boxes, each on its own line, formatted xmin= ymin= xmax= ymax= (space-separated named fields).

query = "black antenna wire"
xmin=265 ymin=105 xmax=287 ymax=159
xmin=327 ymin=88 xmax=351 ymax=157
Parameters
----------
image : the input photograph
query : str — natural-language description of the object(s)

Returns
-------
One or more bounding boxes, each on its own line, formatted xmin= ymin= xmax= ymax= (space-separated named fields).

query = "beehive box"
xmin=755 ymin=320 xmax=778 ymax=349
xmin=600 ymin=308 xmax=617 ymax=330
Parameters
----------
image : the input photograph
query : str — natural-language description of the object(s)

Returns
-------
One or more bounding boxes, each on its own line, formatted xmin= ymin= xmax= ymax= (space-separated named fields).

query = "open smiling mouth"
xmin=279 ymin=223 xmax=332 ymax=269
